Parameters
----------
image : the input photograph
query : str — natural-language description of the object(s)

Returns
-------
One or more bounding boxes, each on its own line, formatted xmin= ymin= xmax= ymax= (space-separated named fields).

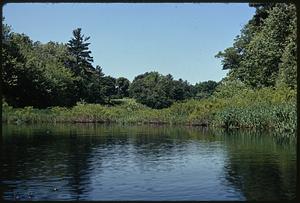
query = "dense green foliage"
xmin=2 ymin=84 xmax=296 ymax=135
xmin=129 ymin=72 xmax=194 ymax=109
xmin=1 ymin=23 xmax=124 ymax=107
xmin=216 ymin=3 xmax=296 ymax=89
xmin=115 ymin=77 xmax=130 ymax=98
xmin=194 ymin=80 xmax=219 ymax=99
xmin=2 ymin=24 xmax=78 ymax=107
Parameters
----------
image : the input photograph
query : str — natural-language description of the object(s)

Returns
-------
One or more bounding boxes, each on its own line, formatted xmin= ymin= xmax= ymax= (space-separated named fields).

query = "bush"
xmin=2 ymin=85 xmax=296 ymax=137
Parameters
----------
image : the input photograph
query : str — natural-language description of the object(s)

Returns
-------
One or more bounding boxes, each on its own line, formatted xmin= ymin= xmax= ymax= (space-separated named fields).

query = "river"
xmin=1 ymin=124 xmax=296 ymax=200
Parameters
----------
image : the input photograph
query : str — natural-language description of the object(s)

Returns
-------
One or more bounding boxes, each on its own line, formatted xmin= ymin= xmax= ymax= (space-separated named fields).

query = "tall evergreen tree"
xmin=66 ymin=28 xmax=97 ymax=102
xmin=67 ymin=28 xmax=94 ymax=77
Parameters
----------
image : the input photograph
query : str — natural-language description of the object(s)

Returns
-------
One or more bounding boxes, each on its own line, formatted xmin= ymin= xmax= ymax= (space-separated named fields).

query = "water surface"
xmin=0 ymin=124 xmax=296 ymax=200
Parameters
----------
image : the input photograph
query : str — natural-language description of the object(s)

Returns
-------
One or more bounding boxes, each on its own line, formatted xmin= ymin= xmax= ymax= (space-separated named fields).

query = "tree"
xmin=35 ymin=41 xmax=78 ymax=106
xmin=194 ymin=80 xmax=218 ymax=99
xmin=129 ymin=72 xmax=194 ymax=109
xmin=2 ymin=22 xmax=27 ymax=107
xmin=215 ymin=3 xmax=296 ymax=89
xmin=171 ymin=79 xmax=194 ymax=101
xmin=67 ymin=28 xmax=94 ymax=77
xmin=2 ymin=27 xmax=80 ymax=107
xmin=241 ymin=4 xmax=295 ymax=88
xmin=116 ymin=77 xmax=130 ymax=98
xmin=1 ymin=28 xmax=52 ymax=107
xmin=2 ymin=21 xmax=88 ymax=107
xmin=66 ymin=28 xmax=120 ymax=104
xmin=129 ymin=72 xmax=170 ymax=108
xmin=66 ymin=28 xmax=92 ymax=102
xmin=2 ymin=21 xmax=121 ymax=107
xmin=100 ymin=76 xmax=117 ymax=102
xmin=276 ymin=5 xmax=297 ymax=89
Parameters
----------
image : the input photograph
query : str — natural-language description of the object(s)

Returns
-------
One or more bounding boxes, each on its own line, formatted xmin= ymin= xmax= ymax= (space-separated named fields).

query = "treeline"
xmin=2 ymin=86 xmax=296 ymax=134
xmin=129 ymin=72 xmax=218 ymax=108
xmin=2 ymin=20 xmax=218 ymax=109
xmin=2 ymin=25 xmax=127 ymax=107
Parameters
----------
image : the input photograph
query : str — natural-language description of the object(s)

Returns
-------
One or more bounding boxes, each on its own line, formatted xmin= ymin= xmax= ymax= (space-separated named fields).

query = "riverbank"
xmin=2 ymin=85 xmax=296 ymax=136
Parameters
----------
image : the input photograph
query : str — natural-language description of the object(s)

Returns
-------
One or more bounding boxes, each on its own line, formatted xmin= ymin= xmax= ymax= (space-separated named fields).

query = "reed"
xmin=2 ymin=86 xmax=296 ymax=136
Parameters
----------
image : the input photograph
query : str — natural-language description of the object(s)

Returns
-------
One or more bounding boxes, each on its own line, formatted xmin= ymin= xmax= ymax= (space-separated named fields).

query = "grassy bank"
xmin=2 ymin=84 xmax=296 ymax=136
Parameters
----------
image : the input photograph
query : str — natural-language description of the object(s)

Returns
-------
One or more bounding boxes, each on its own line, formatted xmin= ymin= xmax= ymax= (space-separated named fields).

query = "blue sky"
xmin=3 ymin=3 xmax=255 ymax=84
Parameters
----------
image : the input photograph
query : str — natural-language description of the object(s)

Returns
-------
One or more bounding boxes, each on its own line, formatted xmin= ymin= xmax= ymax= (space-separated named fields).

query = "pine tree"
xmin=67 ymin=28 xmax=94 ymax=77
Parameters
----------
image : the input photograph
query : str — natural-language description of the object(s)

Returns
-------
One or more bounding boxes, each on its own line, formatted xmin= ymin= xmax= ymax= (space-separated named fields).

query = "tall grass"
xmin=2 ymin=84 xmax=296 ymax=136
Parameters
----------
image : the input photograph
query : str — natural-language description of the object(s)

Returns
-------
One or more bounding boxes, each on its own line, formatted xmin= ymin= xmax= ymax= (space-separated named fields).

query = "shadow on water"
xmin=1 ymin=123 xmax=296 ymax=200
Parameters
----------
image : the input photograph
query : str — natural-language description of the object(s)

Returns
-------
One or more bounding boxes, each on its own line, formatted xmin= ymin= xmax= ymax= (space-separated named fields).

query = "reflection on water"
xmin=0 ymin=124 xmax=296 ymax=200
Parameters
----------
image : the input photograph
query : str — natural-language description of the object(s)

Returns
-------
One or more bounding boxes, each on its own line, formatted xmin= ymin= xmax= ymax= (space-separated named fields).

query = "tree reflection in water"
xmin=1 ymin=124 xmax=296 ymax=200
xmin=220 ymin=130 xmax=296 ymax=200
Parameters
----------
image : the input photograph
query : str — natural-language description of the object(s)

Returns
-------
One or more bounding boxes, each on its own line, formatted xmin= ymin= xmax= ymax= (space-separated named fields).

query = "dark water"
xmin=0 ymin=124 xmax=296 ymax=201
